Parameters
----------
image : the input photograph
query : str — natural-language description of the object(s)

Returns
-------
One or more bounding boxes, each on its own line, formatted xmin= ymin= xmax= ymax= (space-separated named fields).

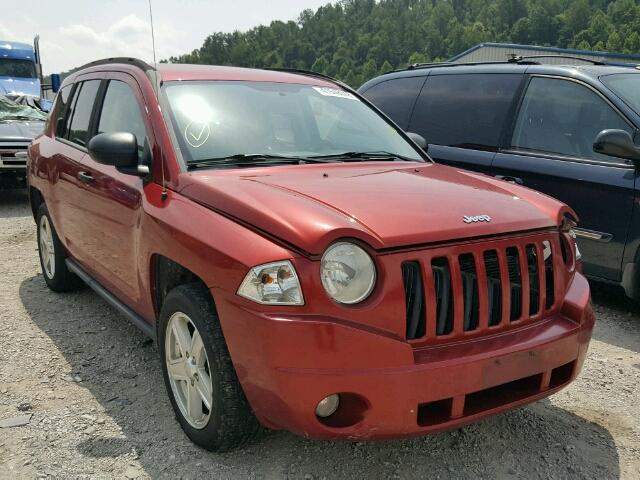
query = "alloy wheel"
xmin=39 ymin=215 xmax=56 ymax=279
xmin=165 ymin=311 xmax=213 ymax=429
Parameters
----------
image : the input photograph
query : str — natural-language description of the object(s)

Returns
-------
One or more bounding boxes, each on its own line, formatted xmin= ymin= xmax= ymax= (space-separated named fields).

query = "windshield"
xmin=163 ymin=80 xmax=424 ymax=166
xmin=600 ymin=73 xmax=640 ymax=113
xmin=0 ymin=58 xmax=37 ymax=79
xmin=0 ymin=95 xmax=47 ymax=122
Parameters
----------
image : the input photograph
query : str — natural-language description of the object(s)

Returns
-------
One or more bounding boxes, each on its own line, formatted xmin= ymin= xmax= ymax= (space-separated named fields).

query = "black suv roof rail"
xmin=75 ymin=57 xmax=155 ymax=73
xmin=507 ymin=54 xmax=606 ymax=65
xmin=402 ymin=58 xmax=541 ymax=73
xmin=398 ymin=53 xmax=613 ymax=74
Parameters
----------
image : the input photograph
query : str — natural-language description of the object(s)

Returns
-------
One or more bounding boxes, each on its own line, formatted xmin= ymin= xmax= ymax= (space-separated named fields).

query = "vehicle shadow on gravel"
xmin=20 ymin=275 xmax=621 ymax=479
xmin=0 ymin=189 xmax=29 ymax=218
xmin=590 ymin=281 xmax=640 ymax=354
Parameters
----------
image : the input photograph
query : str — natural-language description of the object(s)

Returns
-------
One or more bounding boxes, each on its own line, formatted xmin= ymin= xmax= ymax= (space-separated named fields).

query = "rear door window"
xmin=511 ymin=76 xmax=633 ymax=163
xmin=66 ymin=79 xmax=101 ymax=148
xmin=361 ymin=76 xmax=425 ymax=130
xmin=97 ymin=80 xmax=148 ymax=161
xmin=409 ymin=73 xmax=522 ymax=151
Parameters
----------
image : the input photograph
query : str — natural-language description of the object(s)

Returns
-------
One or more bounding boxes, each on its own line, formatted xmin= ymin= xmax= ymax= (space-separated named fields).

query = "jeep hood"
xmin=177 ymin=163 xmax=569 ymax=255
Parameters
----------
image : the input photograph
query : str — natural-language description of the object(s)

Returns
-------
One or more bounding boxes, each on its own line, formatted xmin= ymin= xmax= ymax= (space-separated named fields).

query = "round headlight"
xmin=321 ymin=242 xmax=376 ymax=304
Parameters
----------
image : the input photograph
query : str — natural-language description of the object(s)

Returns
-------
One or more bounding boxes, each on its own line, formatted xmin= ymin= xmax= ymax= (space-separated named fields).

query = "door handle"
xmin=495 ymin=175 xmax=524 ymax=185
xmin=78 ymin=171 xmax=94 ymax=184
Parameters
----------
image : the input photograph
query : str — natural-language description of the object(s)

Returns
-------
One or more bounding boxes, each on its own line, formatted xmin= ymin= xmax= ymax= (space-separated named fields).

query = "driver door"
xmin=492 ymin=75 xmax=636 ymax=281
xmin=71 ymin=73 xmax=151 ymax=308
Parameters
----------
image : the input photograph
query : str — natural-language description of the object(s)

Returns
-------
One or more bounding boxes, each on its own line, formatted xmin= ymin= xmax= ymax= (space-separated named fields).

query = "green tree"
xmin=624 ymin=32 xmax=640 ymax=53
xmin=575 ymin=40 xmax=592 ymax=50
xmin=380 ymin=60 xmax=394 ymax=75
xmin=311 ymin=55 xmax=330 ymax=74
xmin=343 ymin=70 xmax=360 ymax=87
xmin=565 ymin=0 xmax=592 ymax=36
xmin=607 ymin=31 xmax=623 ymax=52
xmin=408 ymin=52 xmax=428 ymax=65
xmin=166 ymin=0 xmax=640 ymax=90
xmin=361 ymin=59 xmax=379 ymax=80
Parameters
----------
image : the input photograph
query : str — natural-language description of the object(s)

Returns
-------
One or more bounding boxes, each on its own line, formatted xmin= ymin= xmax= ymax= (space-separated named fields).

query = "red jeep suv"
xmin=27 ymin=58 xmax=594 ymax=451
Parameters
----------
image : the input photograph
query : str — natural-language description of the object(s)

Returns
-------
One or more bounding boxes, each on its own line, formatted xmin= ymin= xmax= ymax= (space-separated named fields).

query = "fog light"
xmin=315 ymin=394 xmax=340 ymax=418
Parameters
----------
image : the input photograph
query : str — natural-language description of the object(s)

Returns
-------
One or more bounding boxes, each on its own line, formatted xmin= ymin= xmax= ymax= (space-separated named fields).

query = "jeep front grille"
xmin=402 ymin=233 xmax=557 ymax=341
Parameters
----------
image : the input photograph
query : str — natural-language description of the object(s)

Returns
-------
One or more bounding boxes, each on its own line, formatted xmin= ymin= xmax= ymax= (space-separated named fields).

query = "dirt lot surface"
xmin=0 ymin=189 xmax=639 ymax=479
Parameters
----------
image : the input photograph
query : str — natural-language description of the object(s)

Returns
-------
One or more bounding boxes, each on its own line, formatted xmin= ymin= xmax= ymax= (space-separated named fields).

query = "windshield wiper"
xmin=187 ymin=153 xmax=330 ymax=169
xmin=308 ymin=151 xmax=416 ymax=161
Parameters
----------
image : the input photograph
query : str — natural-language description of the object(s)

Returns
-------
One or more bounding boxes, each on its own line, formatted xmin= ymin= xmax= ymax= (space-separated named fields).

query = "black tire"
xmin=36 ymin=203 xmax=83 ymax=292
xmin=158 ymin=283 xmax=261 ymax=451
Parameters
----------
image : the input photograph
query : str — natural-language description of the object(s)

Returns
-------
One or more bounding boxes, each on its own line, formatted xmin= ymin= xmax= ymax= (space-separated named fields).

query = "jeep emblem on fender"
xmin=463 ymin=215 xmax=492 ymax=224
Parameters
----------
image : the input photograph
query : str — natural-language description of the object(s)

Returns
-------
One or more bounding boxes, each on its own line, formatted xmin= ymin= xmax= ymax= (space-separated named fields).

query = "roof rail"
xmin=406 ymin=61 xmax=455 ymax=70
xmin=507 ymin=54 xmax=605 ymax=66
xmin=398 ymin=59 xmax=541 ymax=73
xmin=75 ymin=57 xmax=155 ymax=73
xmin=393 ymin=52 xmax=610 ymax=74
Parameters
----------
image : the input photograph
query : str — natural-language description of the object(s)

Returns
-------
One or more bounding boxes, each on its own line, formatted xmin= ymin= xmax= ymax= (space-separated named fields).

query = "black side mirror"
xmin=88 ymin=132 xmax=149 ymax=177
xmin=593 ymin=129 xmax=640 ymax=162
xmin=406 ymin=131 xmax=428 ymax=151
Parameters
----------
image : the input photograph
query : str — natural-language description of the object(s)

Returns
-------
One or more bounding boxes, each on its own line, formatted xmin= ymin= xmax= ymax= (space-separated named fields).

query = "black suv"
xmin=360 ymin=61 xmax=640 ymax=299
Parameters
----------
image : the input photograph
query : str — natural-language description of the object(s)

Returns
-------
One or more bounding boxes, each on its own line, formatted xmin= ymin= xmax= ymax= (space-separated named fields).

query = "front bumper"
xmin=214 ymin=272 xmax=594 ymax=440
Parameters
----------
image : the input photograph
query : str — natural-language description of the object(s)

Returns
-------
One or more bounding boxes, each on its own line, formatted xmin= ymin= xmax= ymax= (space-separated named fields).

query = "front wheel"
xmin=158 ymin=283 xmax=260 ymax=451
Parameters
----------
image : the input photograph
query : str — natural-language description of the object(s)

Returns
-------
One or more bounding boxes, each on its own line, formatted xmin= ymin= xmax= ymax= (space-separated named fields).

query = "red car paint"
xmin=28 ymin=62 xmax=594 ymax=440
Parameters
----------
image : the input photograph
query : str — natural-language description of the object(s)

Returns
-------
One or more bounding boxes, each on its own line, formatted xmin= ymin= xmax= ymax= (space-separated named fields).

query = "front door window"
xmin=511 ymin=77 xmax=632 ymax=163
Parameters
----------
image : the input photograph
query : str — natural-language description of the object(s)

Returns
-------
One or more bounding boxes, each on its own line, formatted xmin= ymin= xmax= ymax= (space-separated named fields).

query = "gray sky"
xmin=0 ymin=0 xmax=331 ymax=75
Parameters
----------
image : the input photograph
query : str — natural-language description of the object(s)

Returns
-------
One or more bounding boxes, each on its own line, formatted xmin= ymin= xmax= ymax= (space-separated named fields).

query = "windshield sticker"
xmin=184 ymin=120 xmax=211 ymax=148
xmin=312 ymin=87 xmax=356 ymax=100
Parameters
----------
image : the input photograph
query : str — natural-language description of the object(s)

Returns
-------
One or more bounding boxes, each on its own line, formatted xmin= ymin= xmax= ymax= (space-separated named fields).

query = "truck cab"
xmin=0 ymin=37 xmax=57 ymax=111
xmin=0 ymin=40 xmax=41 ymax=98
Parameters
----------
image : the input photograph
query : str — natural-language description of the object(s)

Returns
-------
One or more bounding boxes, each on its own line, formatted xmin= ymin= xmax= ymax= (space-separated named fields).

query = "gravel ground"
xmin=0 ymin=189 xmax=638 ymax=479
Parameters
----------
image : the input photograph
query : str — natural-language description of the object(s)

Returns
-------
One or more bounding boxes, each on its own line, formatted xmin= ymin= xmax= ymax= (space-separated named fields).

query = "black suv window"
xmin=97 ymin=80 xmax=147 ymax=161
xmin=66 ymin=80 xmax=101 ymax=147
xmin=512 ymin=77 xmax=632 ymax=163
xmin=361 ymin=76 xmax=425 ymax=130
xmin=409 ymin=73 xmax=521 ymax=151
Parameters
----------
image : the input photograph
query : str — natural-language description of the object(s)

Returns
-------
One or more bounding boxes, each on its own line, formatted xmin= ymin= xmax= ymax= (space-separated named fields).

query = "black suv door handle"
xmin=495 ymin=175 xmax=524 ymax=185
xmin=78 ymin=171 xmax=94 ymax=184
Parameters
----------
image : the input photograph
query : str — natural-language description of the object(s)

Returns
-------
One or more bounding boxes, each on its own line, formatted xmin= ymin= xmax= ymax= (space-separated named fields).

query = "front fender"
xmin=137 ymin=183 xmax=297 ymax=319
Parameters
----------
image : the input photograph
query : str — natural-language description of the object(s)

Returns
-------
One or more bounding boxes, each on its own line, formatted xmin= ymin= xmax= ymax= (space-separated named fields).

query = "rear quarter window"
xmin=48 ymin=85 xmax=72 ymax=137
xmin=66 ymin=80 xmax=101 ymax=148
xmin=408 ymin=73 xmax=522 ymax=151
xmin=361 ymin=76 xmax=425 ymax=130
